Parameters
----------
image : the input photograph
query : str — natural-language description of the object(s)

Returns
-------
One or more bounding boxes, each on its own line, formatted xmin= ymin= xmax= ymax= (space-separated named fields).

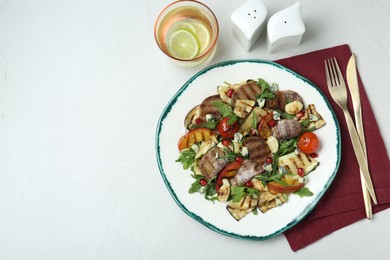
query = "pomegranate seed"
xmin=268 ymin=120 xmax=277 ymax=127
xmin=245 ymin=180 xmax=253 ymax=188
xmin=266 ymin=157 xmax=273 ymax=164
xmin=227 ymin=89 xmax=234 ymax=98
xmin=298 ymin=168 xmax=305 ymax=177
xmin=250 ymin=129 xmax=258 ymax=136
xmin=199 ymin=179 xmax=208 ymax=186
xmin=310 ymin=152 xmax=318 ymax=158
xmin=221 ymin=139 xmax=231 ymax=146
xmin=296 ymin=111 xmax=305 ymax=119
xmin=235 ymin=156 xmax=244 ymax=163
xmin=195 ymin=118 xmax=202 ymax=125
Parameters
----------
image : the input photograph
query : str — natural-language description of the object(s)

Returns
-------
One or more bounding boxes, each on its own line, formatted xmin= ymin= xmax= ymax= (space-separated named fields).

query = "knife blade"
xmin=346 ymin=53 xmax=377 ymax=218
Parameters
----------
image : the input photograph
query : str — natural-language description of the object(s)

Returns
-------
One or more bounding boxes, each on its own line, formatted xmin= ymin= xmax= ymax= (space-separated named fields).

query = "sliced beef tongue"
xmin=244 ymin=136 xmax=272 ymax=166
xmin=199 ymin=95 xmax=223 ymax=122
xmin=272 ymin=119 xmax=302 ymax=140
xmin=231 ymin=80 xmax=262 ymax=107
xmin=199 ymin=146 xmax=228 ymax=180
xmin=265 ymin=90 xmax=303 ymax=111
xmin=230 ymin=160 xmax=262 ymax=186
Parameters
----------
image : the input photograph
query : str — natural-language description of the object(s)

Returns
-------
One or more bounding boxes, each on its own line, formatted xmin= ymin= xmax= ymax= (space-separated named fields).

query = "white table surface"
xmin=1 ymin=0 xmax=389 ymax=259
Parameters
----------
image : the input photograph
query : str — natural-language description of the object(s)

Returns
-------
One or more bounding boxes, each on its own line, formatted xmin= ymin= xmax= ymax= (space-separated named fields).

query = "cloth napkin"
xmin=274 ymin=44 xmax=390 ymax=251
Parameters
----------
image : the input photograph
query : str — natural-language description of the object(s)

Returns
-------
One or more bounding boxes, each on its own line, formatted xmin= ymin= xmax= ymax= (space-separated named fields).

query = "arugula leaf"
xmin=175 ymin=149 xmax=196 ymax=170
xmin=192 ymin=121 xmax=218 ymax=130
xmin=294 ymin=187 xmax=314 ymax=197
xmin=230 ymin=186 xmax=258 ymax=202
xmin=189 ymin=174 xmax=204 ymax=194
xmin=188 ymin=174 xmax=217 ymax=201
xmin=212 ymin=101 xmax=238 ymax=124
xmin=278 ymin=138 xmax=298 ymax=156
xmin=221 ymin=149 xmax=242 ymax=162
xmin=256 ymin=78 xmax=276 ymax=100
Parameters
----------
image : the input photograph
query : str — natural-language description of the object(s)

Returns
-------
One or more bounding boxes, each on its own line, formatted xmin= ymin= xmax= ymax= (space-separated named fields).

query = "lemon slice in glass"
xmin=192 ymin=22 xmax=211 ymax=53
xmin=168 ymin=29 xmax=200 ymax=60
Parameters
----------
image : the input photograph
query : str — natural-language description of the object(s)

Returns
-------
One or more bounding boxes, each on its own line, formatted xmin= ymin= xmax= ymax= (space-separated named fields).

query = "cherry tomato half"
xmin=297 ymin=132 xmax=319 ymax=154
xmin=217 ymin=117 xmax=239 ymax=139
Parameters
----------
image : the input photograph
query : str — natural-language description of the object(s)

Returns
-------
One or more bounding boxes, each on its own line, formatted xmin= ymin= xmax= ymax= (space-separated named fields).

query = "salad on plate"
xmin=176 ymin=78 xmax=326 ymax=221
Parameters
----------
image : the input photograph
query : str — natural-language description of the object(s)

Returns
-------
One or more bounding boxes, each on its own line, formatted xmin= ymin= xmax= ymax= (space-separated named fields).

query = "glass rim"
xmin=154 ymin=0 xmax=219 ymax=62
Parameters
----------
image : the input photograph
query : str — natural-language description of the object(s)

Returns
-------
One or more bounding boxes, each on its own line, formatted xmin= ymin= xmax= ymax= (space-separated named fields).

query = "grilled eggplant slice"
xmin=184 ymin=105 xmax=200 ymax=130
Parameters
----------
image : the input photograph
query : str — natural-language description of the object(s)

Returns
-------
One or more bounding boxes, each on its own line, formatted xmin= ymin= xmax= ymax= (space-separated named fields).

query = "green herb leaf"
xmin=188 ymin=174 xmax=217 ymax=201
xmin=230 ymin=186 xmax=258 ymax=202
xmin=212 ymin=101 xmax=238 ymax=124
xmin=256 ymin=78 xmax=276 ymax=100
xmin=175 ymin=149 xmax=196 ymax=170
xmin=221 ymin=149 xmax=241 ymax=162
xmin=192 ymin=121 xmax=218 ymax=130
xmin=278 ymin=138 xmax=298 ymax=156
xmin=294 ymin=187 xmax=314 ymax=197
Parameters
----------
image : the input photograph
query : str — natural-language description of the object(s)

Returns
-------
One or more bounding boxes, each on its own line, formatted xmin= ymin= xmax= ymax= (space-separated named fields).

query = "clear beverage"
xmin=154 ymin=1 xmax=219 ymax=67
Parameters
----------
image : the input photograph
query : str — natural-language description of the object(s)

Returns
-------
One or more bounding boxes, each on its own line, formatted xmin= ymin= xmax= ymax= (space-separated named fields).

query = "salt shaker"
xmin=231 ymin=0 xmax=267 ymax=51
xmin=267 ymin=2 xmax=305 ymax=53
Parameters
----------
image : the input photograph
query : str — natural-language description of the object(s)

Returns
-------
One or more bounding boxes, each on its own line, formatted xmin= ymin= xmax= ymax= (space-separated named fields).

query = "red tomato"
xmin=297 ymin=132 xmax=319 ymax=154
xmin=217 ymin=117 xmax=239 ymax=139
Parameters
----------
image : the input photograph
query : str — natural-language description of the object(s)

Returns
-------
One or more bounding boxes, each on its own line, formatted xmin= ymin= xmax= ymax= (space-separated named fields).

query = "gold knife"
xmin=346 ymin=54 xmax=377 ymax=218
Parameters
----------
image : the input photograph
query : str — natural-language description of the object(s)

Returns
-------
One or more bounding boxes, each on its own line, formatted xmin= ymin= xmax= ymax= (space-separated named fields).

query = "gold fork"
xmin=325 ymin=57 xmax=377 ymax=204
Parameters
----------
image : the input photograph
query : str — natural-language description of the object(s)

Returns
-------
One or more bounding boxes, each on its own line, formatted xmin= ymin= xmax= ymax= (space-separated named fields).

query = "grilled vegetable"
xmin=227 ymin=195 xmax=258 ymax=221
xmin=239 ymin=107 xmax=267 ymax=133
xmin=217 ymin=179 xmax=230 ymax=202
xmin=178 ymin=128 xmax=216 ymax=151
xmin=278 ymin=151 xmax=319 ymax=175
xmin=299 ymin=104 xmax=326 ymax=130
xmin=266 ymin=136 xmax=279 ymax=153
xmin=233 ymin=99 xmax=256 ymax=118
xmin=184 ymin=105 xmax=200 ymax=129
xmin=285 ymin=100 xmax=303 ymax=115
xmin=217 ymin=83 xmax=241 ymax=104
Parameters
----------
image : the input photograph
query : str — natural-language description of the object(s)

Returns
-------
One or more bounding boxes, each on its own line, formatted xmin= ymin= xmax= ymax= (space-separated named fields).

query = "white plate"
xmin=156 ymin=60 xmax=341 ymax=240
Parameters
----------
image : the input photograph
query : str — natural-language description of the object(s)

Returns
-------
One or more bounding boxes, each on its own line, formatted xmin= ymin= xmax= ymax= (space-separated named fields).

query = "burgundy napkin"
xmin=274 ymin=44 xmax=390 ymax=251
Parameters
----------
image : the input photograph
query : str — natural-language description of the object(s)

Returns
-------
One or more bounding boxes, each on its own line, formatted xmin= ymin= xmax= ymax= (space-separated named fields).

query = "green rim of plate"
xmin=155 ymin=59 xmax=341 ymax=240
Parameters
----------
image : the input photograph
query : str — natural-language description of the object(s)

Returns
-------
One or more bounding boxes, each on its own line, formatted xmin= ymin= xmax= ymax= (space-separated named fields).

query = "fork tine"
xmin=332 ymin=57 xmax=345 ymax=85
xmin=329 ymin=58 xmax=338 ymax=86
xmin=325 ymin=59 xmax=332 ymax=87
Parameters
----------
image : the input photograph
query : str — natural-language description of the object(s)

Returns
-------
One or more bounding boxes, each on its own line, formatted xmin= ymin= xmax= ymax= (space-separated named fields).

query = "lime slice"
xmin=169 ymin=21 xmax=196 ymax=34
xmin=168 ymin=29 xmax=200 ymax=60
xmin=192 ymin=22 xmax=211 ymax=53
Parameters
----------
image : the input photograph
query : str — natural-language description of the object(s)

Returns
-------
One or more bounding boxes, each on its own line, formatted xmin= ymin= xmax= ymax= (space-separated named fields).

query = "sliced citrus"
xmin=192 ymin=21 xmax=211 ymax=53
xmin=169 ymin=21 xmax=196 ymax=35
xmin=168 ymin=29 xmax=200 ymax=60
